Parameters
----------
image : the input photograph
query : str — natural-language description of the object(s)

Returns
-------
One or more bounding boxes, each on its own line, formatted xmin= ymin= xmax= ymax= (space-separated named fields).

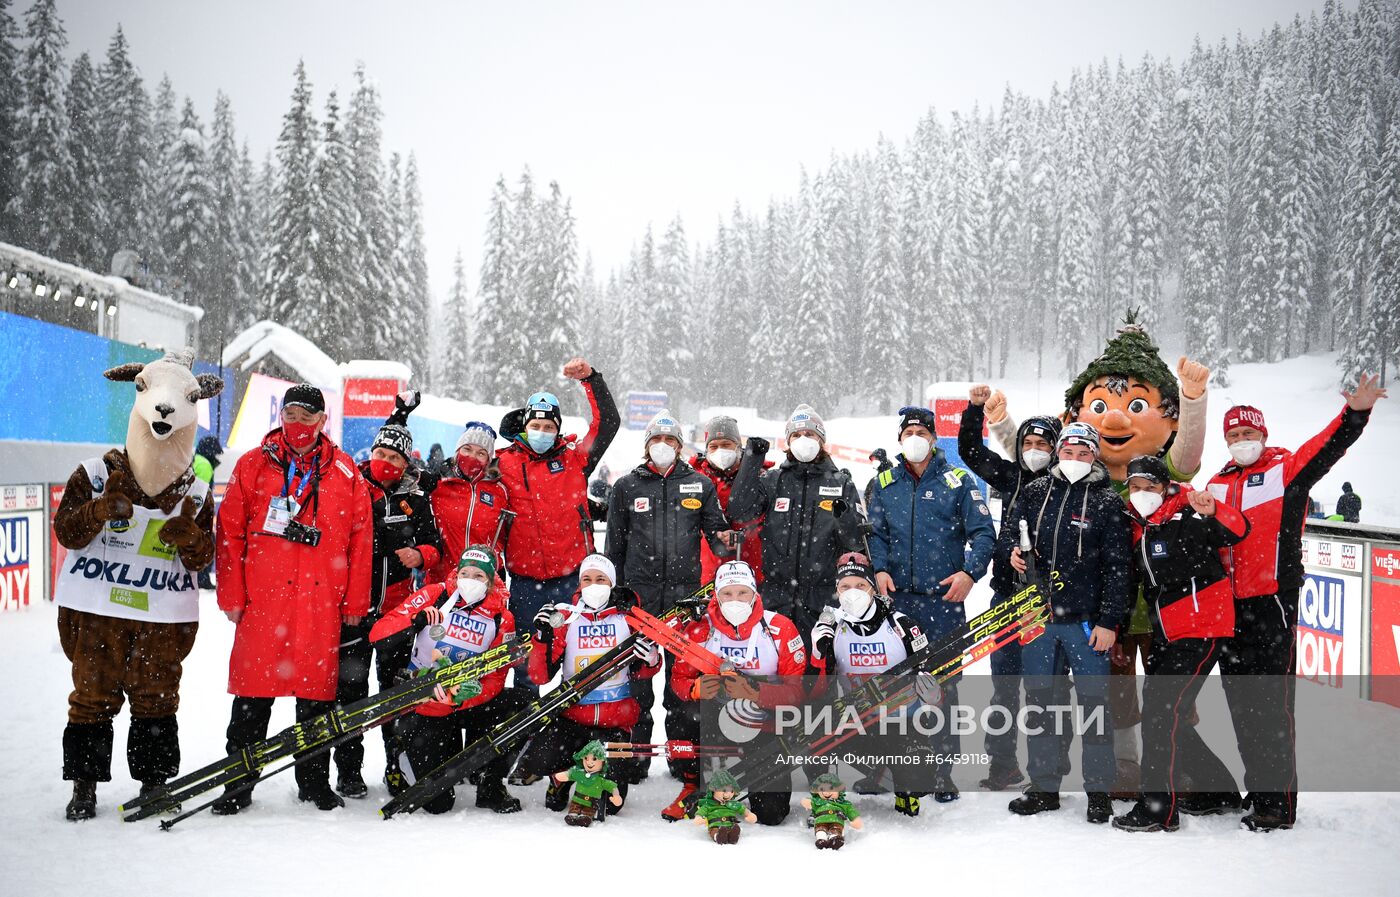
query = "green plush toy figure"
xmin=801 ymin=773 xmax=863 ymax=850
xmin=692 ymin=769 xmax=756 ymax=845
xmin=551 ymin=740 xmax=621 ymax=827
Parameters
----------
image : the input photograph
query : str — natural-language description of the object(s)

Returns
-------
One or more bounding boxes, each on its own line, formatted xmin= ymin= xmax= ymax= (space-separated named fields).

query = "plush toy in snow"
xmin=802 ymin=773 xmax=863 ymax=850
xmin=551 ymin=740 xmax=623 ymax=827
xmin=692 ymin=769 xmax=756 ymax=844
xmin=52 ymin=348 xmax=223 ymax=821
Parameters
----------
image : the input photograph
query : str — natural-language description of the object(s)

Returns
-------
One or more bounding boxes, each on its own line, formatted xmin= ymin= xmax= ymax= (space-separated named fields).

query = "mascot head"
xmin=104 ymin=348 xmax=224 ymax=496
xmin=1063 ymin=312 xmax=1179 ymax=482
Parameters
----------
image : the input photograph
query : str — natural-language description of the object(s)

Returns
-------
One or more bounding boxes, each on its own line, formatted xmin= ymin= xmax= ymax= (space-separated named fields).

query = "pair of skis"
xmin=379 ymin=584 xmax=714 ymax=819
xmin=120 ymin=633 xmax=533 ymax=825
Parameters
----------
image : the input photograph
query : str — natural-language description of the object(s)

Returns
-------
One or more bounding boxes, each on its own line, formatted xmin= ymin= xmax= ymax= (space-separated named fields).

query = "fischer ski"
xmin=380 ymin=585 xmax=714 ymax=819
xmin=120 ymin=634 xmax=532 ymax=823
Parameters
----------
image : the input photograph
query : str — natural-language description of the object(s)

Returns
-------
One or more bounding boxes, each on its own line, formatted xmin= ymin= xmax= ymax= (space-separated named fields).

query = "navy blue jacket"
xmin=867 ymin=450 xmax=997 ymax=596
xmin=1008 ymin=461 xmax=1131 ymax=627
xmin=958 ymin=403 xmax=1055 ymax=599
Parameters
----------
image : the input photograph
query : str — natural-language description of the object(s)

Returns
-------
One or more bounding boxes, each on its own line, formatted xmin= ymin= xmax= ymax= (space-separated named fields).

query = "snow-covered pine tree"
xmin=144 ymin=75 xmax=178 ymax=273
xmin=618 ymin=225 xmax=660 ymax=394
xmin=1235 ymin=73 xmax=1287 ymax=362
xmin=861 ymin=135 xmax=905 ymax=411
xmin=96 ymin=26 xmax=150 ymax=262
xmin=399 ymin=154 xmax=431 ymax=360
xmin=66 ymin=52 xmax=107 ymax=271
xmin=0 ymin=0 xmax=23 ymax=241
xmin=749 ymin=201 xmax=788 ymax=414
xmin=788 ymin=170 xmax=837 ymax=404
xmin=1334 ymin=108 xmax=1377 ymax=383
xmin=262 ymin=62 xmax=319 ymax=342
xmin=715 ymin=202 xmax=755 ymax=404
xmin=8 ymin=0 xmax=75 ymax=259
xmin=473 ymin=176 xmax=518 ymax=403
xmin=1055 ymin=117 xmax=1097 ymax=377
xmin=345 ymin=63 xmax=394 ymax=348
xmin=205 ymin=93 xmax=255 ymax=344
xmin=1176 ymin=74 xmax=1232 ymax=384
xmin=537 ymin=181 xmax=580 ymax=380
xmin=307 ymin=91 xmax=358 ymax=359
xmin=1273 ymin=83 xmax=1318 ymax=359
xmin=439 ymin=248 xmax=471 ymax=396
xmin=654 ymin=214 xmax=693 ymax=405
xmin=1121 ymin=60 xmax=1167 ymax=333
xmin=1362 ymin=102 xmax=1400 ymax=386
xmin=162 ymin=97 xmax=214 ymax=307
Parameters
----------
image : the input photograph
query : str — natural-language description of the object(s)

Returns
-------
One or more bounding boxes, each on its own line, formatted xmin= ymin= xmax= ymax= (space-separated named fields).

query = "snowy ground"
xmin=4 ymin=598 xmax=1399 ymax=897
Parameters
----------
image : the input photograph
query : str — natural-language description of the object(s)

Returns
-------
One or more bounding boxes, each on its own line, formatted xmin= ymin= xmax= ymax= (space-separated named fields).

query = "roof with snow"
xmin=222 ymin=321 xmax=343 ymax=390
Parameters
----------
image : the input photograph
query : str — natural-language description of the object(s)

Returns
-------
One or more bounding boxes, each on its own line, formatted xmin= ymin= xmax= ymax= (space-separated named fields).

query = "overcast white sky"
xmin=63 ymin=0 xmax=1335 ymax=304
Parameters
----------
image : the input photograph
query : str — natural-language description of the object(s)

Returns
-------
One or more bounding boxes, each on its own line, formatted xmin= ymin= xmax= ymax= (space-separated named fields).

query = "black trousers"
xmin=1219 ymin=592 xmax=1299 ymax=822
xmin=225 ymin=696 xmax=335 ymax=796
xmin=332 ymin=620 xmax=410 ymax=775
xmin=400 ymin=688 xmax=531 ymax=814
xmin=628 ymin=582 xmax=697 ymax=768
xmin=1140 ymin=634 xmax=1238 ymax=819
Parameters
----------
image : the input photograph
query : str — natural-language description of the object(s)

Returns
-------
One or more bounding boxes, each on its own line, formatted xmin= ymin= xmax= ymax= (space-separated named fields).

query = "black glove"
xmin=532 ymin=607 xmax=556 ymax=641
xmin=610 ymin=587 xmax=639 ymax=612
xmin=746 ymin=435 xmax=770 ymax=456
xmin=387 ymin=390 xmax=422 ymax=426
xmin=499 ymin=408 xmax=526 ymax=442
xmin=412 ymin=606 xmax=444 ymax=633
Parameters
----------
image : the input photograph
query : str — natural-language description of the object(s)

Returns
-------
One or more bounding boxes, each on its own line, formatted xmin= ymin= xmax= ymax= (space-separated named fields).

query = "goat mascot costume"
xmin=53 ymin=348 xmax=223 ymax=820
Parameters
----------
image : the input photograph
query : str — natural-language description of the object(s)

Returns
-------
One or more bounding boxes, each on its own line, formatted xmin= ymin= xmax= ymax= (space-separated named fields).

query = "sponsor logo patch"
xmin=774 ymin=498 xmax=790 ymax=512
xmin=681 ymin=498 xmax=702 ymax=510
xmin=679 ymin=482 xmax=703 ymax=494
xmin=819 ymin=486 xmax=842 ymax=497
xmin=634 ymin=497 xmax=650 ymax=512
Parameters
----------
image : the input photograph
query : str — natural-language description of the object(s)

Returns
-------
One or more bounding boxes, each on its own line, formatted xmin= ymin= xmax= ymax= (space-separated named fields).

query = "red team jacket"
xmin=496 ymin=378 xmax=611 ymax=580
xmin=670 ymin=596 xmax=810 ymax=708
xmin=217 ymin=430 xmax=373 ymax=700
xmin=427 ymin=472 xmax=511 ymax=585
xmin=369 ymin=580 xmax=515 ymax=715
xmin=1207 ymin=405 xmax=1371 ymax=604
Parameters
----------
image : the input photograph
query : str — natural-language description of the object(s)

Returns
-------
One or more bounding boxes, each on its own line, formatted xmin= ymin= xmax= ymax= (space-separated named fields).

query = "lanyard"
xmin=283 ymin=460 xmax=316 ymax=503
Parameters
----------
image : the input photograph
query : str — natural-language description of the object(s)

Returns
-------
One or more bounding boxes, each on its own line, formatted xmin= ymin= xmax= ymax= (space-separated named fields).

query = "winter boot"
xmin=336 ymin=768 xmax=369 ymax=799
xmin=1178 ymin=792 xmax=1243 ymax=817
xmin=1087 ymin=791 xmax=1113 ymax=824
xmin=1113 ymin=799 xmax=1179 ymax=832
xmin=475 ymin=778 xmax=522 ymax=814
xmin=65 ymin=780 xmax=97 ymax=821
xmin=829 ymin=833 xmax=846 ymax=850
xmin=661 ymin=782 xmax=698 ymax=821
xmin=298 ymin=784 xmax=345 ymax=811
xmin=383 ymin=762 xmax=408 ymax=797
xmin=853 ymin=769 xmax=889 ymax=795
xmin=545 ymin=778 xmax=572 ymax=812
xmin=1241 ymin=811 xmax=1294 ymax=832
xmin=932 ymin=772 xmax=960 ymax=803
xmin=137 ymin=781 xmax=181 ymax=815
xmin=978 ymin=765 xmax=1025 ymax=791
xmin=565 ymin=806 xmax=594 ymax=827
xmin=211 ymin=786 xmax=253 ymax=816
xmin=894 ymin=792 xmax=921 ymax=817
xmin=1008 ymin=790 xmax=1061 ymax=816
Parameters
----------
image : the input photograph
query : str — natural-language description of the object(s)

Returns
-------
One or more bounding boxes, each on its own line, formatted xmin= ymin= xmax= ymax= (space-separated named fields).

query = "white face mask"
xmin=1059 ymin=459 xmax=1093 ymax=483
xmin=789 ymin=436 xmax=821 ymax=463
xmin=838 ymin=588 xmax=875 ymax=621
xmin=901 ymin=435 xmax=931 ymax=464
xmin=719 ymin=599 xmax=753 ymax=626
xmin=708 ymin=447 xmax=738 ymax=471
xmin=1129 ymin=491 xmax=1164 ymax=518
xmin=648 ymin=441 xmax=677 ymax=469
xmin=580 ymin=583 xmax=612 ymax=610
xmin=457 ymin=577 xmax=488 ymax=605
xmin=1229 ymin=440 xmax=1264 ymax=467
xmin=1023 ymin=449 xmax=1052 ymax=472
